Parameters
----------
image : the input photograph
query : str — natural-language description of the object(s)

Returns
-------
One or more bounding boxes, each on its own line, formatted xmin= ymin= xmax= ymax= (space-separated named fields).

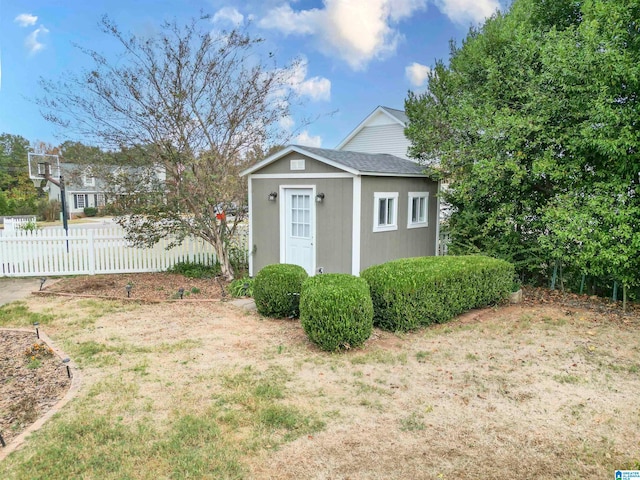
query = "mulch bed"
xmin=41 ymin=272 xmax=229 ymax=302
xmin=0 ymin=331 xmax=71 ymax=447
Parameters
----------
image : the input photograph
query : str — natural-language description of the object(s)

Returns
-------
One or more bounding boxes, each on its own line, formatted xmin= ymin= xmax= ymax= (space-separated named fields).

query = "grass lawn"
xmin=0 ymin=295 xmax=639 ymax=479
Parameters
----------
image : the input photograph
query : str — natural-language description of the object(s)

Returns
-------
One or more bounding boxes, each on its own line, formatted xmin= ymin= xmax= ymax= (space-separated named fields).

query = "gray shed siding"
xmin=256 ymin=152 xmax=345 ymax=175
xmin=249 ymin=179 xmax=281 ymax=273
xmin=359 ymin=176 xmax=438 ymax=271
xmin=249 ymin=155 xmax=353 ymax=275
xmin=340 ymin=124 xmax=412 ymax=160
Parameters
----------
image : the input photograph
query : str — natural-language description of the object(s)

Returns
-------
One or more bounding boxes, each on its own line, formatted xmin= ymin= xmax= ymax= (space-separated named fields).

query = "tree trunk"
xmin=214 ymin=238 xmax=234 ymax=281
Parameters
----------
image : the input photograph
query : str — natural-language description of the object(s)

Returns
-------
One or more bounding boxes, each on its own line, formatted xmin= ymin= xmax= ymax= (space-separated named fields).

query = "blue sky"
xmin=0 ymin=0 xmax=507 ymax=151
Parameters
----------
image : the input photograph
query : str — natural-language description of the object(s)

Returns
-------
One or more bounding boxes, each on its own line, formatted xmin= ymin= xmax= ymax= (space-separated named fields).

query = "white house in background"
xmin=337 ymin=106 xmax=412 ymax=159
xmin=45 ymin=163 xmax=106 ymax=216
xmin=45 ymin=163 xmax=166 ymax=217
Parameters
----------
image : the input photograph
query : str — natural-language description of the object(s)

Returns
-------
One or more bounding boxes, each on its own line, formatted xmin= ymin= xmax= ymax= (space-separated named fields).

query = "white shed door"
xmin=284 ymin=188 xmax=315 ymax=275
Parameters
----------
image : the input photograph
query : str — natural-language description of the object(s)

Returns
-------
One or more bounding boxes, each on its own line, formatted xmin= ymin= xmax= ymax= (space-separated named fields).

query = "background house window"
xmin=82 ymin=169 xmax=95 ymax=187
xmin=408 ymin=192 xmax=429 ymax=228
xmin=373 ymin=192 xmax=398 ymax=232
xmin=74 ymin=194 xmax=88 ymax=209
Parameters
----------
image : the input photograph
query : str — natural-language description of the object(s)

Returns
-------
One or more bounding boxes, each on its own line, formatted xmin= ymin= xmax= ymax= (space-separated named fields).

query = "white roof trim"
xmin=335 ymin=106 xmax=406 ymax=150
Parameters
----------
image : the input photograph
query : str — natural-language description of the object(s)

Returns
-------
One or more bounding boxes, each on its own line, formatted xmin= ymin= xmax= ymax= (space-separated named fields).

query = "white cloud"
xmin=288 ymin=61 xmax=331 ymax=101
xmin=280 ymin=115 xmax=295 ymax=131
xmin=434 ymin=0 xmax=500 ymax=25
xmin=259 ymin=0 xmax=427 ymax=71
xmin=25 ymin=26 xmax=49 ymax=55
xmin=295 ymin=130 xmax=322 ymax=148
xmin=212 ymin=7 xmax=244 ymax=26
xmin=14 ymin=13 xmax=38 ymax=27
xmin=405 ymin=62 xmax=431 ymax=87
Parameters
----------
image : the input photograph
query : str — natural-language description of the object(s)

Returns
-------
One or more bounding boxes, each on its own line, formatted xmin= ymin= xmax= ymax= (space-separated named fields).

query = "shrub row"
xmin=361 ymin=255 xmax=514 ymax=332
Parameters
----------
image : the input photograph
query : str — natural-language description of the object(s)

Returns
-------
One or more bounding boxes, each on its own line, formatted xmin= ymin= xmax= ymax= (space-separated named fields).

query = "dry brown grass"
xmin=1 ymin=295 xmax=639 ymax=479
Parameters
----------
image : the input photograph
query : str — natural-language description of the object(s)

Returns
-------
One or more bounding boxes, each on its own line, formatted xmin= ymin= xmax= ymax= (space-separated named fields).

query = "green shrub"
xmin=83 ymin=207 xmax=98 ymax=217
xmin=300 ymin=274 xmax=373 ymax=352
xmin=166 ymin=259 xmax=221 ymax=278
xmin=229 ymin=277 xmax=254 ymax=297
xmin=361 ymin=255 xmax=514 ymax=332
xmin=253 ymin=264 xmax=308 ymax=318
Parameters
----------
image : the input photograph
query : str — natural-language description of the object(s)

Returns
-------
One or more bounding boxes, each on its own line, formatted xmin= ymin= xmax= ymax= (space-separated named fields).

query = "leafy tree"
xmin=0 ymin=133 xmax=40 ymax=215
xmin=405 ymin=0 xmax=640 ymax=302
xmin=39 ymin=16 xmax=305 ymax=280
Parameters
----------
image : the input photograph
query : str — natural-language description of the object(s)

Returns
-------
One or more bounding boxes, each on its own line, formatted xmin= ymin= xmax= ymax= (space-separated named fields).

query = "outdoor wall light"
xmin=268 ymin=192 xmax=278 ymax=201
xmin=125 ymin=283 xmax=132 ymax=298
xmin=315 ymin=192 xmax=325 ymax=203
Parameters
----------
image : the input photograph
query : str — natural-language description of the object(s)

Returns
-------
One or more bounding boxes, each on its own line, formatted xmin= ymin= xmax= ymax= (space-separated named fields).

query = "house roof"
xmin=335 ymin=105 xmax=407 ymax=150
xmin=241 ymin=144 xmax=428 ymax=177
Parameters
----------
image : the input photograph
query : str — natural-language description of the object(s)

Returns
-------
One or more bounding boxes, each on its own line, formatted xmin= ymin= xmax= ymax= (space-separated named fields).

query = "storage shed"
xmin=241 ymin=144 xmax=439 ymax=276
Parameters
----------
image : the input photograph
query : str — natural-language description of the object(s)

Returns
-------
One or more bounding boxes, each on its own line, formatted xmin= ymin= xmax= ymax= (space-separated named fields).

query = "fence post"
xmin=88 ymin=228 xmax=96 ymax=275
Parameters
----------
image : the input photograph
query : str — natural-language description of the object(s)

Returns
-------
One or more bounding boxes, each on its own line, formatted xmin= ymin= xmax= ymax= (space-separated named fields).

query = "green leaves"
xmin=300 ymin=274 xmax=373 ymax=352
xmin=361 ymin=256 xmax=514 ymax=332
xmin=405 ymin=0 xmax=640 ymax=290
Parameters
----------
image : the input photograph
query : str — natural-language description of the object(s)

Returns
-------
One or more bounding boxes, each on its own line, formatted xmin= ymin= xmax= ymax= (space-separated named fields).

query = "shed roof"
xmin=241 ymin=144 xmax=428 ymax=177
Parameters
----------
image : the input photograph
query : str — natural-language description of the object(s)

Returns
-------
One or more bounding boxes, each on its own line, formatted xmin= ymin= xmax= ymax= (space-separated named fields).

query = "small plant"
xmin=27 ymin=358 xmax=43 ymax=369
xmin=24 ymin=341 xmax=54 ymax=359
xmin=166 ymin=259 xmax=221 ymax=278
xmin=190 ymin=287 xmax=201 ymax=294
xmin=253 ymin=264 xmax=308 ymax=318
xmin=19 ymin=220 xmax=39 ymax=232
xmin=300 ymin=274 xmax=373 ymax=352
xmin=228 ymin=277 xmax=254 ymax=297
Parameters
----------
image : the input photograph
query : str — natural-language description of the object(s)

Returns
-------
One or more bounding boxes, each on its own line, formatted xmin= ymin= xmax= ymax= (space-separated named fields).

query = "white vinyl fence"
xmin=2 ymin=216 xmax=37 ymax=234
xmin=0 ymin=226 xmax=236 ymax=277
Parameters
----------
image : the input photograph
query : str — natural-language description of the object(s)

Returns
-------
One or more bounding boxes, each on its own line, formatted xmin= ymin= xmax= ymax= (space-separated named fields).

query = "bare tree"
xmin=39 ymin=15 xmax=304 ymax=280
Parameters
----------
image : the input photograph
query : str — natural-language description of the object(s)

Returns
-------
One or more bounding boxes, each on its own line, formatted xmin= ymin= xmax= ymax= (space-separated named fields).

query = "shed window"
xmin=290 ymin=159 xmax=305 ymax=171
xmin=408 ymin=192 xmax=428 ymax=228
xmin=373 ymin=192 xmax=398 ymax=232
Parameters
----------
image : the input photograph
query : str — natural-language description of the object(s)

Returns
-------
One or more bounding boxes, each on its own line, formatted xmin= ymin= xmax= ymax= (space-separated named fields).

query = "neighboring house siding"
xmin=359 ymin=176 xmax=438 ymax=271
xmin=340 ymin=124 xmax=412 ymax=160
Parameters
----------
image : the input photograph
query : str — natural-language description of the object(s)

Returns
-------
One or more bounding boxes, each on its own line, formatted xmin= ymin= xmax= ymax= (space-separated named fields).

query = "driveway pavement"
xmin=0 ymin=278 xmax=42 ymax=307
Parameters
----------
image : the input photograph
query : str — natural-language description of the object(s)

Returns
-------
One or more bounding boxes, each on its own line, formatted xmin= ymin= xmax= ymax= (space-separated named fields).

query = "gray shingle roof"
xmin=380 ymin=106 xmax=408 ymax=124
xmin=292 ymin=145 xmax=426 ymax=176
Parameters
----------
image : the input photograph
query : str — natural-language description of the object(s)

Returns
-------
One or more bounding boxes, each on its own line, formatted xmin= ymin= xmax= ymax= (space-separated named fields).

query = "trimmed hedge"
xmin=361 ymin=255 xmax=514 ymax=332
xmin=253 ymin=264 xmax=308 ymax=318
xmin=300 ymin=274 xmax=373 ymax=352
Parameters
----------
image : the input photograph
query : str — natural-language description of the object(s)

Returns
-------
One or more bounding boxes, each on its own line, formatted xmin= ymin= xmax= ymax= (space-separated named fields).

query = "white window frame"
xmin=290 ymin=159 xmax=305 ymax=171
xmin=82 ymin=168 xmax=95 ymax=187
xmin=373 ymin=192 xmax=398 ymax=232
xmin=74 ymin=193 xmax=88 ymax=209
xmin=407 ymin=192 xmax=429 ymax=229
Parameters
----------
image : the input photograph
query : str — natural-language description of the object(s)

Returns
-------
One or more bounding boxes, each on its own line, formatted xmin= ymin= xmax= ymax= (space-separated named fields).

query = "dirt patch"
xmin=42 ymin=272 xmax=229 ymax=301
xmin=0 ymin=331 xmax=71 ymax=446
